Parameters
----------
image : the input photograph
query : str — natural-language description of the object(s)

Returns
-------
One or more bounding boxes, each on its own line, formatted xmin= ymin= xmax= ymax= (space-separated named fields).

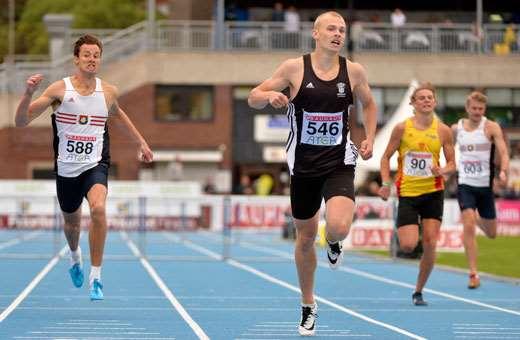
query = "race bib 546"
xmin=300 ymin=111 xmax=343 ymax=146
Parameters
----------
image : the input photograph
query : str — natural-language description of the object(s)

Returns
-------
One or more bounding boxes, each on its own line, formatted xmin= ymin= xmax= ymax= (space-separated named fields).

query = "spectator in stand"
xmin=284 ymin=5 xmax=301 ymax=48
xmin=391 ymin=8 xmax=406 ymax=28
xmin=203 ymin=176 xmax=217 ymax=194
xmin=236 ymin=174 xmax=254 ymax=195
xmin=348 ymin=17 xmax=363 ymax=55
xmin=284 ymin=5 xmax=300 ymax=32
xmin=272 ymin=2 xmax=285 ymax=22
xmin=513 ymin=141 xmax=520 ymax=159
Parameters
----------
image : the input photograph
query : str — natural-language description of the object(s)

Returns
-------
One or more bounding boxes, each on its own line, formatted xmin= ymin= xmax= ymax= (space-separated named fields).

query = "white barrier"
xmin=1 ymin=180 xmax=519 ymax=251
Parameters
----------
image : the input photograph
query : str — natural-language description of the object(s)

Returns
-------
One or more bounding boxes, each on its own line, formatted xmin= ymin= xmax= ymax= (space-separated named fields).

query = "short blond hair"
xmin=410 ymin=82 xmax=436 ymax=103
xmin=313 ymin=11 xmax=346 ymax=29
xmin=466 ymin=91 xmax=487 ymax=105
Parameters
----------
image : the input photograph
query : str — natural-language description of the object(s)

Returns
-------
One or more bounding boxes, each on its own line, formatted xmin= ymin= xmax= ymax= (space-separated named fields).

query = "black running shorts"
xmin=56 ymin=163 xmax=108 ymax=213
xmin=290 ymin=165 xmax=355 ymax=220
xmin=396 ymin=190 xmax=444 ymax=227
xmin=457 ymin=184 xmax=496 ymax=219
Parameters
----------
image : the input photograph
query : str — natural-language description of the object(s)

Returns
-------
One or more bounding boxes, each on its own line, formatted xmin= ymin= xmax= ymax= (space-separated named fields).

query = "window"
xmin=156 ymin=85 xmax=214 ymax=122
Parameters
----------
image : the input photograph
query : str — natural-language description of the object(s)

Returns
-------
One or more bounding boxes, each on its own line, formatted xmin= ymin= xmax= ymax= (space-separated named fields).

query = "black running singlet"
xmin=286 ymin=54 xmax=357 ymax=177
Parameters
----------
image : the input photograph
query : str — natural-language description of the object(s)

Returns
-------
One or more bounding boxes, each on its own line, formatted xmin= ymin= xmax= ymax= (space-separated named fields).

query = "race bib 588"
xmin=59 ymin=134 xmax=98 ymax=163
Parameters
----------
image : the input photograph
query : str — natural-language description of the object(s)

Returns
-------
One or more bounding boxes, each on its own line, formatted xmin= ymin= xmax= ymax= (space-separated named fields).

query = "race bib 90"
xmin=404 ymin=151 xmax=433 ymax=177
xmin=59 ymin=133 xmax=98 ymax=163
xmin=300 ymin=111 xmax=343 ymax=146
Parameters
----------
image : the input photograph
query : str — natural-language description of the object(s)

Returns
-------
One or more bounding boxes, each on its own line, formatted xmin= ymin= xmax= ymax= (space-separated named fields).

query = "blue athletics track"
xmin=0 ymin=228 xmax=519 ymax=340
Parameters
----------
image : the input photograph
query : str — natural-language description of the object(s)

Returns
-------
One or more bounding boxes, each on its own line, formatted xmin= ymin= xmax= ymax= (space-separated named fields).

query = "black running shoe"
xmin=327 ymin=240 xmax=343 ymax=270
xmin=412 ymin=292 xmax=427 ymax=306
xmin=298 ymin=304 xmax=317 ymax=336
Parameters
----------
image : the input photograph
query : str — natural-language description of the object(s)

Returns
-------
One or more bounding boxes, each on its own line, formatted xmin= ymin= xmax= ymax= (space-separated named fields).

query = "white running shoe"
xmin=327 ymin=240 xmax=343 ymax=270
xmin=298 ymin=303 xmax=317 ymax=336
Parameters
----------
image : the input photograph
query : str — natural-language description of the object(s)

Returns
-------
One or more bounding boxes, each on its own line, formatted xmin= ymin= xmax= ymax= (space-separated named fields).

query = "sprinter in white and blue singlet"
xmin=248 ymin=11 xmax=377 ymax=336
xmin=15 ymin=34 xmax=153 ymax=301
xmin=451 ymin=91 xmax=509 ymax=290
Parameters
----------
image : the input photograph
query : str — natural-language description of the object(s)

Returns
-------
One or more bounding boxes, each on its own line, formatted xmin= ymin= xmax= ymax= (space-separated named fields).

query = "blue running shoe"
xmin=90 ymin=279 xmax=104 ymax=301
xmin=68 ymin=263 xmax=84 ymax=288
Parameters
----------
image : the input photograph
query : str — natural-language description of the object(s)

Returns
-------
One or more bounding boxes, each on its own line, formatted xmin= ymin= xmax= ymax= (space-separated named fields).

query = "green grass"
xmin=363 ymin=236 xmax=520 ymax=279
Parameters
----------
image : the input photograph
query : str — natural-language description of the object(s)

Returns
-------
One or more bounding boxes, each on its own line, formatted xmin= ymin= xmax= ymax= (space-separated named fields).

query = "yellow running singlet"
xmin=396 ymin=117 xmax=444 ymax=197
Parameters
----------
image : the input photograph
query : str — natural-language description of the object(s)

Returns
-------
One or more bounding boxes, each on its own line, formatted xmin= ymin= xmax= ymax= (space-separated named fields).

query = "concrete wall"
xmin=3 ymin=51 xmax=519 ymax=129
xmin=96 ymin=51 xmax=520 ymax=90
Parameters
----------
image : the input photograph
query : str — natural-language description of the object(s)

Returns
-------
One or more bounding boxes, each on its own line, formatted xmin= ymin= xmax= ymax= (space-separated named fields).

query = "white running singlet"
xmin=52 ymin=77 xmax=109 ymax=177
xmin=456 ymin=117 xmax=494 ymax=187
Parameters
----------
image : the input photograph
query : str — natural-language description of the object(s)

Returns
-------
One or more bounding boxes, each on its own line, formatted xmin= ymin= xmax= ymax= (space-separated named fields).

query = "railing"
xmin=1 ymin=21 xmax=518 ymax=93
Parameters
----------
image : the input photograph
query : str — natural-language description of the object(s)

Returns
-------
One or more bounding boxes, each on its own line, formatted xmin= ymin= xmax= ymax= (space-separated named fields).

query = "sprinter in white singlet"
xmin=15 ymin=34 xmax=153 ymax=300
xmin=452 ymin=91 xmax=509 ymax=289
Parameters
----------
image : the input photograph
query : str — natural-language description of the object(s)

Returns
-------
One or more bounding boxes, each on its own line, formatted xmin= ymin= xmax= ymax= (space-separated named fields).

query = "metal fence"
xmin=1 ymin=21 xmax=518 ymax=93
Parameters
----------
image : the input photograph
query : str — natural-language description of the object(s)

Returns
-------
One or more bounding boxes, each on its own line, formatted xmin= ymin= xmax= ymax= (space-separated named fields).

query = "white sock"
xmin=302 ymin=302 xmax=317 ymax=309
xmin=69 ymin=246 xmax=82 ymax=266
xmin=89 ymin=266 xmax=101 ymax=286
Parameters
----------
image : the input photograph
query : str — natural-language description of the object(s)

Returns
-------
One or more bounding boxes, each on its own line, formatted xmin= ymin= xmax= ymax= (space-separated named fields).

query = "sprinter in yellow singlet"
xmin=378 ymin=82 xmax=455 ymax=306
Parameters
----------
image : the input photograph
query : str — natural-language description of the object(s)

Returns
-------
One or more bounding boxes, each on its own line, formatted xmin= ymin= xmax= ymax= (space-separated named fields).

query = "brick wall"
xmin=0 ymin=84 xmax=233 ymax=179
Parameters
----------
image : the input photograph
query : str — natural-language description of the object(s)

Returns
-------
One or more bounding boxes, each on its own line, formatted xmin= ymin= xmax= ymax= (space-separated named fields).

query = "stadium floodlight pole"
xmin=476 ymin=0 xmax=483 ymax=53
xmin=6 ymin=0 xmax=15 ymax=125
xmin=215 ymin=0 xmax=225 ymax=49
xmin=147 ymin=0 xmax=156 ymax=50
xmin=8 ymin=0 xmax=14 ymax=58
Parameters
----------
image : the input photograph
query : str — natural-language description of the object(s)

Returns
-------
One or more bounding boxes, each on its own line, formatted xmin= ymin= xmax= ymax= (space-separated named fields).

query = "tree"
xmin=0 ymin=0 xmax=28 ymax=62
xmin=12 ymin=0 xmax=146 ymax=57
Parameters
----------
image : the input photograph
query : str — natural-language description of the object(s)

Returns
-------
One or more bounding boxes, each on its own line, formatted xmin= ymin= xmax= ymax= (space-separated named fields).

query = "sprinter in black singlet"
xmin=248 ymin=11 xmax=377 ymax=336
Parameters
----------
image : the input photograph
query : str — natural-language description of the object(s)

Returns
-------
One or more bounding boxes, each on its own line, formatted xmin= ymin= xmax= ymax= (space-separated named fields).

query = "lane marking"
xmin=120 ymin=232 xmax=209 ymax=340
xmin=234 ymin=239 xmax=520 ymax=317
xmin=0 ymin=245 xmax=68 ymax=323
xmin=163 ymin=233 xmax=426 ymax=340
xmin=0 ymin=231 xmax=43 ymax=250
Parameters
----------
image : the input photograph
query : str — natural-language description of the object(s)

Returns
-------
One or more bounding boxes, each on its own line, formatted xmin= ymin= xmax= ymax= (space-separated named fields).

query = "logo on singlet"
xmin=306 ymin=82 xmax=315 ymax=89
xmin=78 ymin=115 xmax=89 ymax=125
xmin=336 ymin=82 xmax=346 ymax=97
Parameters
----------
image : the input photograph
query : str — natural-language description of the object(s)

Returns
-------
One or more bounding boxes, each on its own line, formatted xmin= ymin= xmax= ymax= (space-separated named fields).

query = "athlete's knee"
xmin=89 ymin=202 xmax=106 ymax=220
xmin=463 ymin=225 xmax=476 ymax=237
xmin=399 ymin=242 xmax=417 ymax=253
xmin=296 ymin=233 xmax=316 ymax=250
xmin=423 ymin=238 xmax=437 ymax=249
xmin=63 ymin=221 xmax=81 ymax=230
xmin=326 ymin=222 xmax=349 ymax=240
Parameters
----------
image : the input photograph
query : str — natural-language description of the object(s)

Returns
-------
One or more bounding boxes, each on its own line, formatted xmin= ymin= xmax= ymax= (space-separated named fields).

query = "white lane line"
xmin=30 ymin=331 xmax=160 ymax=334
xmin=454 ymin=327 xmax=520 ymax=330
xmin=164 ymin=234 xmax=425 ymax=340
xmin=0 ymin=231 xmax=43 ymax=250
xmin=454 ymin=331 xmax=520 ymax=335
xmin=14 ymin=337 xmax=176 ymax=340
xmin=69 ymin=319 xmax=122 ymax=322
xmin=45 ymin=327 xmax=146 ymax=330
xmin=0 ymin=245 xmax=68 ymax=323
xmin=56 ymin=322 xmax=132 ymax=326
xmin=237 ymin=240 xmax=520 ymax=317
xmin=120 ymin=232 xmax=209 ymax=340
